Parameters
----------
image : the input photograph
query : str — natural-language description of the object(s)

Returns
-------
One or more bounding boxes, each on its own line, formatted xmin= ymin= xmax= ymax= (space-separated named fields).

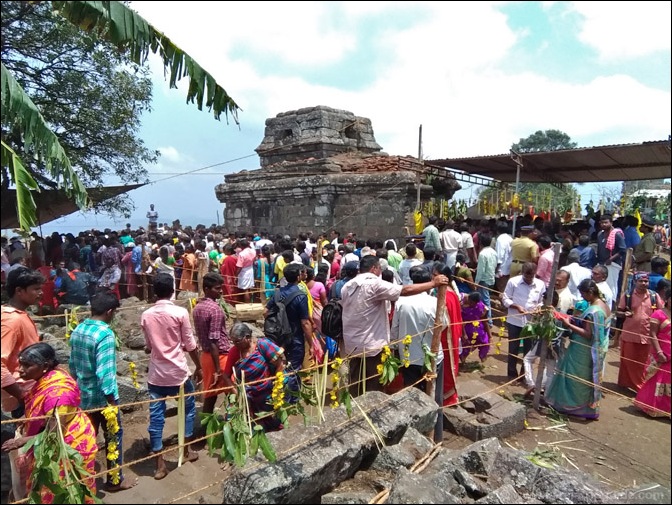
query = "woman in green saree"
xmin=545 ymin=279 xmax=609 ymax=420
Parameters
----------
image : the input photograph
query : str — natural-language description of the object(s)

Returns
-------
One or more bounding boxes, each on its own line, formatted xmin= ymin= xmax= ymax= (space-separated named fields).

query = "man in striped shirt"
xmin=69 ymin=290 xmax=136 ymax=491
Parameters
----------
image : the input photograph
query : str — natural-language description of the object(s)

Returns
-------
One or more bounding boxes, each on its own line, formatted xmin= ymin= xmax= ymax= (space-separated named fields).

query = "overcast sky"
xmin=15 ymin=1 xmax=672 ymax=235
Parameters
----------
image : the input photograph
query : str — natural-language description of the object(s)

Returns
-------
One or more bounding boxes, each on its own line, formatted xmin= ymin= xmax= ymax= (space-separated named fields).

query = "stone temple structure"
xmin=215 ymin=106 xmax=460 ymax=239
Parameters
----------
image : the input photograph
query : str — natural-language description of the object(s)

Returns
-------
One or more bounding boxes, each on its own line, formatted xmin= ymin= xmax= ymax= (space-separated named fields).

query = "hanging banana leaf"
xmin=51 ymin=1 xmax=240 ymax=123
xmin=1 ymin=141 xmax=40 ymax=230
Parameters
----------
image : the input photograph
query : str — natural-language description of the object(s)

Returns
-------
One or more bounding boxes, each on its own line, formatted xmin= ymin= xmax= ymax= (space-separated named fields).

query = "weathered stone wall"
xmin=216 ymin=171 xmax=432 ymax=238
xmin=216 ymin=105 xmax=459 ymax=238
xmin=256 ymin=105 xmax=382 ymax=167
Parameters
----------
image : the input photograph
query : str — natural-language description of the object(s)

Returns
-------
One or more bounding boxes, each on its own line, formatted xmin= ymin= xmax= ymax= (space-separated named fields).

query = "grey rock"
xmin=117 ymin=376 xmax=148 ymax=412
xmin=320 ymin=491 xmax=372 ymax=504
xmin=388 ymin=467 xmax=462 ymax=504
xmin=454 ymin=469 xmax=488 ymax=498
xmin=370 ymin=427 xmax=433 ymax=472
xmin=531 ymin=468 xmax=609 ymax=504
xmin=124 ymin=333 xmax=146 ymax=350
xmin=488 ymin=448 xmax=540 ymax=495
xmin=370 ymin=444 xmax=416 ymax=472
xmin=475 ymin=484 xmax=523 ymax=504
xmin=117 ymin=360 xmax=130 ymax=376
xmin=457 ymin=437 xmax=502 ymax=476
xmin=221 ymin=388 xmax=439 ymax=504
xmin=443 ymin=381 xmax=525 ymax=441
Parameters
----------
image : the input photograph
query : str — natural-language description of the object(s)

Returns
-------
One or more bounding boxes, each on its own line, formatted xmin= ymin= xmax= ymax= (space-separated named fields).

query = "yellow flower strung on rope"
xmin=64 ymin=307 xmax=80 ymax=343
xmin=128 ymin=361 xmax=140 ymax=390
xmin=402 ymin=335 xmax=412 ymax=368
xmin=379 ymin=345 xmax=401 ymax=385
xmin=381 ymin=345 xmax=391 ymax=363
xmin=330 ymin=357 xmax=344 ymax=409
xmin=271 ymin=371 xmax=285 ymax=410
xmin=473 ymin=321 xmax=480 ymax=327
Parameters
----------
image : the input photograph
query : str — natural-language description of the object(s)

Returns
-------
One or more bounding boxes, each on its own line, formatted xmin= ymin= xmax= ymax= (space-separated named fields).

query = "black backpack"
xmin=321 ymin=298 xmax=344 ymax=339
xmin=264 ymin=288 xmax=302 ymax=349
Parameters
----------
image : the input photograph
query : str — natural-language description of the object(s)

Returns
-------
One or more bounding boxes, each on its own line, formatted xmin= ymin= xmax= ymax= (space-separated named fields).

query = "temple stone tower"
xmin=215 ymin=105 xmax=460 ymax=239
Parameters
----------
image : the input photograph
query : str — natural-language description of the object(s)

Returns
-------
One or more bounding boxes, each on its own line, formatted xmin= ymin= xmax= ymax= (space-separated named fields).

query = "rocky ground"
xmin=2 ymin=295 xmax=670 ymax=504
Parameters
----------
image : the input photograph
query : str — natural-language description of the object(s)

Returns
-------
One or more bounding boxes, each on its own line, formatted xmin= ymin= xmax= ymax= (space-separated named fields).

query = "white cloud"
xmin=158 ymin=146 xmax=181 ymax=163
xmin=124 ymin=1 xmax=670 ymax=225
xmin=570 ymin=1 xmax=672 ymax=61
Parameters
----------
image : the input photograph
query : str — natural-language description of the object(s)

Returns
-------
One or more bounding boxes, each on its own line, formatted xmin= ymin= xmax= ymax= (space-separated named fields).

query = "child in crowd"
xmin=460 ymin=292 xmax=491 ymax=363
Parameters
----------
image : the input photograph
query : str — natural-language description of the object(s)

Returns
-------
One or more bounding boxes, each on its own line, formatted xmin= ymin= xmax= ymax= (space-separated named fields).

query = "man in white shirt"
xmin=459 ymin=223 xmax=477 ymax=267
xmin=391 ymin=267 xmax=447 ymax=441
xmin=495 ymin=221 xmax=513 ymax=294
xmin=591 ymin=264 xmax=614 ymax=311
xmin=439 ymin=220 xmax=463 ymax=269
xmin=398 ymin=243 xmax=422 ymax=285
xmin=554 ymin=270 xmax=574 ymax=314
xmin=341 ymin=255 xmax=449 ymax=396
xmin=340 ymin=243 xmax=359 ymax=267
xmin=474 ymin=232 xmax=497 ymax=324
xmin=560 ymin=250 xmax=592 ymax=301
xmin=501 ymin=262 xmax=546 ymax=379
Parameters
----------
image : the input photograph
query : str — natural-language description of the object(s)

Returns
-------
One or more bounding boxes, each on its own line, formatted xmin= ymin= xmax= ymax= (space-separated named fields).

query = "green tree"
xmin=511 ymin=129 xmax=577 ymax=153
xmin=1 ymin=0 xmax=158 ymax=219
xmin=477 ymin=130 xmax=579 ymax=215
xmin=1 ymin=1 xmax=241 ymax=230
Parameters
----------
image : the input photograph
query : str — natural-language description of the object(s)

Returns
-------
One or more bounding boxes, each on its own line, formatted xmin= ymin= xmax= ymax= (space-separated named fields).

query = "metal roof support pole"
xmin=416 ymin=124 xmax=423 ymax=210
xmin=510 ymin=151 xmax=523 ymax=236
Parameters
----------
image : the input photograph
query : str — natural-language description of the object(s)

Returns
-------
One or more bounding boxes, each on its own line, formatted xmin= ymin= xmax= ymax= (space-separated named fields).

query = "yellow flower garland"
xmin=101 ymin=405 xmax=121 ymax=485
xmin=271 ymin=371 xmax=285 ymax=410
xmin=330 ymin=357 xmax=343 ymax=408
xmin=128 ymin=361 xmax=140 ymax=390
xmin=402 ymin=334 xmax=412 ymax=368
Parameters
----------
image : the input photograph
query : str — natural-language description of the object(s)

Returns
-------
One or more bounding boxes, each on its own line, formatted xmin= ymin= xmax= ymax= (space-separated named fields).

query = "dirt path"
xmin=98 ymin=345 xmax=670 ymax=504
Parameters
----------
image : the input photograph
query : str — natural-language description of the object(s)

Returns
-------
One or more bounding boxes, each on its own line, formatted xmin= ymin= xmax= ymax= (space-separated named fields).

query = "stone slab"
xmin=443 ymin=380 xmax=525 ymax=441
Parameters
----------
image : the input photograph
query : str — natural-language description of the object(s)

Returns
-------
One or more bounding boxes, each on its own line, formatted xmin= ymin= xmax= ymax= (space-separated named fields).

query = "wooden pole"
xmin=611 ymin=248 xmax=633 ymax=348
xmin=197 ymin=256 xmax=207 ymax=298
xmin=427 ymin=284 xmax=447 ymax=441
xmin=416 ymin=124 xmax=423 ymax=210
xmin=141 ymin=244 xmax=150 ymax=301
xmin=533 ymin=242 xmax=562 ymax=411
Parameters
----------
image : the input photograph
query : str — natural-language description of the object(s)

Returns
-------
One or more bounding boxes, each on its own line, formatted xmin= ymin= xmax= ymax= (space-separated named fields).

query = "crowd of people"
xmin=1 ymin=209 xmax=670 ymax=499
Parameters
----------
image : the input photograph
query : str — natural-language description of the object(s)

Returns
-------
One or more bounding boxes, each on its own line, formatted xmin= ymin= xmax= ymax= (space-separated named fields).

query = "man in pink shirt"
xmin=535 ymin=235 xmax=555 ymax=288
xmin=141 ymin=273 xmax=202 ymax=480
xmin=236 ymin=238 xmax=257 ymax=303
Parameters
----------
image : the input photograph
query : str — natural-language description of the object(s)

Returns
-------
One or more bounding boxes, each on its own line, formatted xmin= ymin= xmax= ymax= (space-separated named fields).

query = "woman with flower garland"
xmin=224 ymin=323 xmax=286 ymax=431
xmin=1 ymin=343 xmax=97 ymax=503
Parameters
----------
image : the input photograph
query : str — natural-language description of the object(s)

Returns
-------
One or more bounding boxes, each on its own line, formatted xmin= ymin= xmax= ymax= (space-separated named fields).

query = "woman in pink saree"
xmin=635 ymin=286 xmax=671 ymax=417
xmin=1 ymin=343 xmax=97 ymax=503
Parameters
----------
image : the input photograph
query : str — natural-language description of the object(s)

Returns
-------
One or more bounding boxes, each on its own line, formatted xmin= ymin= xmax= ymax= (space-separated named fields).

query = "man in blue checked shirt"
xmin=69 ymin=289 xmax=137 ymax=491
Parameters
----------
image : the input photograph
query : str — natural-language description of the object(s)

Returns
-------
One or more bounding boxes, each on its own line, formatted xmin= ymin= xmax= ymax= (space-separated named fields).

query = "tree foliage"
xmin=1 ymin=1 xmax=241 ymax=229
xmin=511 ymin=129 xmax=577 ymax=153
xmin=477 ymin=130 xmax=579 ymax=215
xmin=2 ymin=0 xmax=158 ymax=218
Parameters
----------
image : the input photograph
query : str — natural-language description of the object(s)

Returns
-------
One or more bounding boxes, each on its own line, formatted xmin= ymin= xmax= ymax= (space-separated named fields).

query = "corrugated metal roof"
xmin=426 ymin=139 xmax=671 ymax=184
